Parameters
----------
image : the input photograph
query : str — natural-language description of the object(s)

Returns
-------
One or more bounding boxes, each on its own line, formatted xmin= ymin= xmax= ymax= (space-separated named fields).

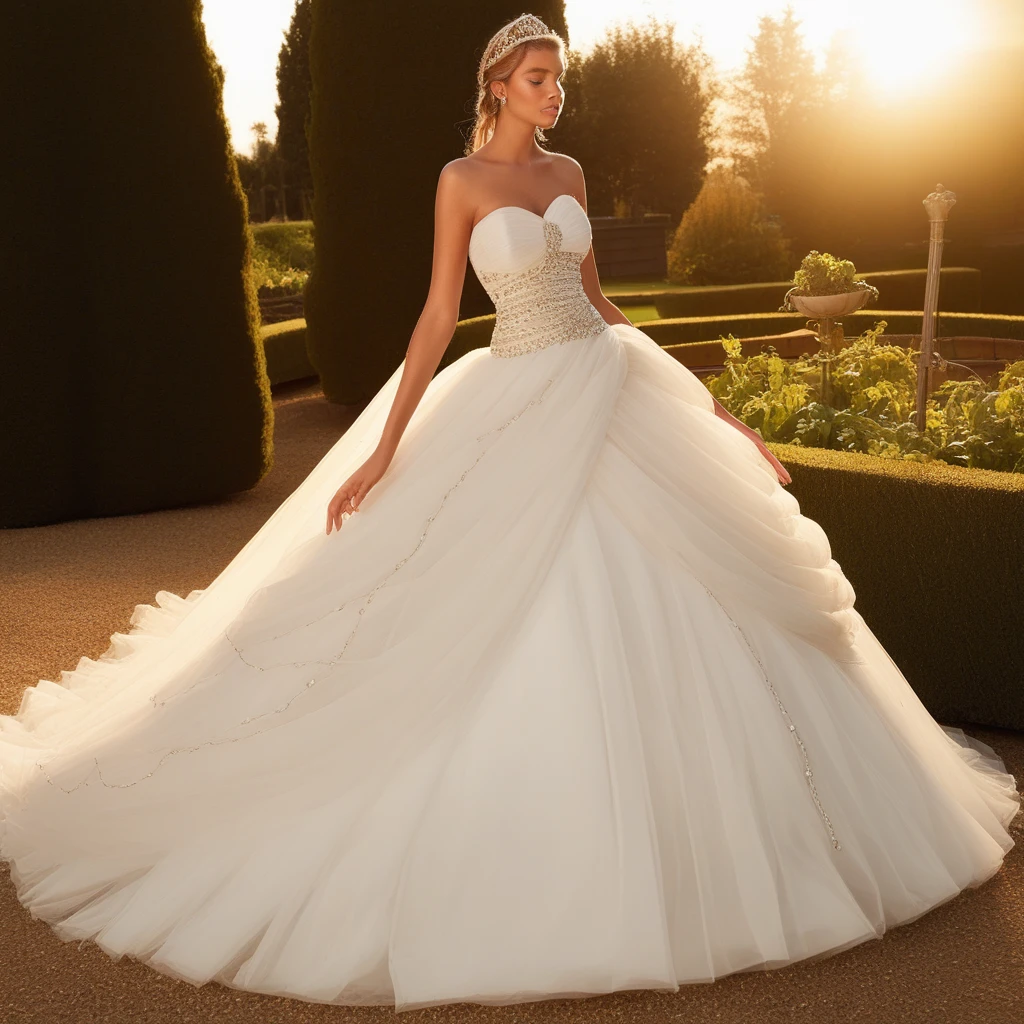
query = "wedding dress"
xmin=1 ymin=193 xmax=1019 ymax=1013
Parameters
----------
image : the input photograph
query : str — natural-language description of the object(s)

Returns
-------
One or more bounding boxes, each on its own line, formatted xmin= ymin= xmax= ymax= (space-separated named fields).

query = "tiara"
xmin=479 ymin=13 xmax=554 ymax=80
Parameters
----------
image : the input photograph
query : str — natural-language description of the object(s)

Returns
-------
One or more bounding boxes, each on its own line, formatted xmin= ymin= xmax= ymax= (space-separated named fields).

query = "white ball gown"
xmin=0 ymin=193 xmax=1019 ymax=1013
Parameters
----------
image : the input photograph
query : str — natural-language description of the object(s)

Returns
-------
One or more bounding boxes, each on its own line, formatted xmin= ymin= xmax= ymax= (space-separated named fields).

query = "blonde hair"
xmin=466 ymin=28 xmax=566 ymax=155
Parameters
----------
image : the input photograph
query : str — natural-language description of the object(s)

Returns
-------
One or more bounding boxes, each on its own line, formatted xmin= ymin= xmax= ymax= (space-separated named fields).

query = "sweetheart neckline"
xmin=470 ymin=193 xmax=583 ymax=237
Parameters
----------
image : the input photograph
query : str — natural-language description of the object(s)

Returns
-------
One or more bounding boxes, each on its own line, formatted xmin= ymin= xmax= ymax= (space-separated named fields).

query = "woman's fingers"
xmin=326 ymin=476 xmax=366 ymax=534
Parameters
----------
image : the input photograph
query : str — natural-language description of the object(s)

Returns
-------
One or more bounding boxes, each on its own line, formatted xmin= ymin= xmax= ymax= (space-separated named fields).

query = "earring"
xmin=499 ymin=96 xmax=506 ymax=106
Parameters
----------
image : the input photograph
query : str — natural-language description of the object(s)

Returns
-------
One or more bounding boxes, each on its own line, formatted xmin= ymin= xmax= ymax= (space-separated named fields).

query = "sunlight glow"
xmin=203 ymin=0 xmax=1010 ymax=154
xmin=843 ymin=0 xmax=979 ymax=94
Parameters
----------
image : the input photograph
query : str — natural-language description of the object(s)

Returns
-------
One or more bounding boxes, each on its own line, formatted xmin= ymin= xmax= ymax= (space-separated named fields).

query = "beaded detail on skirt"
xmin=476 ymin=221 xmax=609 ymax=358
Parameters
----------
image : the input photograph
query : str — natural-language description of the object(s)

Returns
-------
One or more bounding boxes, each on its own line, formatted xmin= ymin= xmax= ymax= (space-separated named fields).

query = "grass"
xmin=602 ymin=276 xmax=693 ymax=295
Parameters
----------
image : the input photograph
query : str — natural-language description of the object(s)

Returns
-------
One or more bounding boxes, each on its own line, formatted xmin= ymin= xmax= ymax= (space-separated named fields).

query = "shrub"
xmin=250 ymin=221 xmax=313 ymax=295
xmin=251 ymin=220 xmax=314 ymax=269
xmin=666 ymin=166 xmax=793 ymax=285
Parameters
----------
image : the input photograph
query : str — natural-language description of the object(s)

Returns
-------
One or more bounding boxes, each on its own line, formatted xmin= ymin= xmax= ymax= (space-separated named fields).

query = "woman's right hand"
xmin=326 ymin=449 xmax=392 ymax=534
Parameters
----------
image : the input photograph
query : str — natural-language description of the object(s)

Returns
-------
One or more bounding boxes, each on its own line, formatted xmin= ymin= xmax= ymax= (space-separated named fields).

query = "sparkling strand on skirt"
xmin=36 ymin=378 xmax=558 ymax=794
xmin=149 ymin=377 xmax=560 ymax=697
xmin=695 ymin=578 xmax=842 ymax=852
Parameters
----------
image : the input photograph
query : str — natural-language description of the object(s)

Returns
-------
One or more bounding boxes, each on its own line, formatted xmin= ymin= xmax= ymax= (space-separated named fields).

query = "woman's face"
xmin=495 ymin=46 xmax=565 ymax=128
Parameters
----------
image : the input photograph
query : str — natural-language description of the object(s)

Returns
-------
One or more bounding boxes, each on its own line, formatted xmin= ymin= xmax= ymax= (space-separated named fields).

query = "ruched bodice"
xmin=468 ymin=193 xmax=609 ymax=358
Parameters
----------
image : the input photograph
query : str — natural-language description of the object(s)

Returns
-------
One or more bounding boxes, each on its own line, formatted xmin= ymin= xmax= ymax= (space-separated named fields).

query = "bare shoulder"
xmin=548 ymin=151 xmax=585 ymax=185
xmin=549 ymin=151 xmax=583 ymax=174
xmin=433 ymin=158 xmax=479 ymax=233
xmin=545 ymin=151 xmax=587 ymax=207
xmin=437 ymin=156 xmax=475 ymax=192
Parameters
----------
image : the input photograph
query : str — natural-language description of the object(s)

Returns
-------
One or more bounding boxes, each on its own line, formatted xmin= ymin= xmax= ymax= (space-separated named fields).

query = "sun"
xmin=832 ymin=0 xmax=979 ymax=97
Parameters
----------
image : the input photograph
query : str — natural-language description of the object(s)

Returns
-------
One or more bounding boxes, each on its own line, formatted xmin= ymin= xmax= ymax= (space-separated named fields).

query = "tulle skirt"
xmin=1 ymin=322 xmax=1019 ymax=1011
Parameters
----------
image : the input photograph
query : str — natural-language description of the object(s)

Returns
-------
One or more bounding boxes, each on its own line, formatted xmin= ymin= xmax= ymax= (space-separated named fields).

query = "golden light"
xmin=565 ymin=0 xmax=984 ymax=100
xmin=842 ymin=0 xmax=979 ymax=97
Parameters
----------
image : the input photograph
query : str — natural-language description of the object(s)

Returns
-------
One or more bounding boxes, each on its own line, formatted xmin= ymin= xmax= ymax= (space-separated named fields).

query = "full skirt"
xmin=1 ymin=322 xmax=1019 ymax=1012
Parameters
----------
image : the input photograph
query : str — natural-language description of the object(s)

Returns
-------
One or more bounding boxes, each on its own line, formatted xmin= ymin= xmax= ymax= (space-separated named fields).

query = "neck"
xmin=482 ymin=114 xmax=544 ymax=166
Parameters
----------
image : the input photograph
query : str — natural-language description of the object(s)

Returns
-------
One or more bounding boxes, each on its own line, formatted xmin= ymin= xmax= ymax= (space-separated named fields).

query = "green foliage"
xmin=706 ymin=323 xmax=1024 ymax=471
xmin=250 ymin=220 xmax=313 ymax=295
xmin=667 ymin=166 xmax=793 ymax=285
xmin=780 ymin=249 xmax=879 ymax=310
xmin=830 ymin=321 xmax=916 ymax=420
xmin=926 ymin=359 xmax=1024 ymax=472
xmin=642 ymin=309 xmax=1024 ymax=347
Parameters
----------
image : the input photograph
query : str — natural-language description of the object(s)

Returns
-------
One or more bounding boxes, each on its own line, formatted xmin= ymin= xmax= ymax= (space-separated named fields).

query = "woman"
xmin=1 ymin=12 xmax=1019 ymax=1014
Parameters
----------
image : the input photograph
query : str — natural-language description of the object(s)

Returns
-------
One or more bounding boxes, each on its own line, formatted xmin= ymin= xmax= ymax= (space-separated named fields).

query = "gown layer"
xmin=1 ymin=193 xmax=1018 ymax=1012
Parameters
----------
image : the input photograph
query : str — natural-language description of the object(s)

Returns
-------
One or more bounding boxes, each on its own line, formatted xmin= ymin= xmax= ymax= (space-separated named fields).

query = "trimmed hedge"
xmin=640 ymin=310 xmax=1024 ymax=348
xmin=0 ymin=1 xmax=272 ymax=528
xmin=652 ymin=267 xmax=982 ymax=320
xmin=660 ymin=332 xmax=1024 ymax=372
xmin=262 ymin=314 xmax=490 ymax=387
xmin=770 ymin=442 xmax=1024 ymax=730
xmin=305 ymin=2 xmax=570 ymax=405
xmin=261 ymin=319 xmax=316 ymax=385
xmin=447 ymin=311 xmax=1024 ymax=366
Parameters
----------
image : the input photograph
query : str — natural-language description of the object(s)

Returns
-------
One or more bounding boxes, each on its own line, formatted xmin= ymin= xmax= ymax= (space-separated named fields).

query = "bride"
xmin=1 ymin=12 xmax=1019 ymax=1014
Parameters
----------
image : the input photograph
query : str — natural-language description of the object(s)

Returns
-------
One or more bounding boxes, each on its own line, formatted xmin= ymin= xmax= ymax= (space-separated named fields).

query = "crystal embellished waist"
xmin=476 ymin=220 xmax=609 ymax=359
xmin=488 ymin=288 xmax=608 ymax=358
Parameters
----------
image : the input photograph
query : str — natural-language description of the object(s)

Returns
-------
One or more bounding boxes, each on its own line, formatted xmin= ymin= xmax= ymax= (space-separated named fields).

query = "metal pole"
xmin=917 ymin=184 xmax=956 ymax=430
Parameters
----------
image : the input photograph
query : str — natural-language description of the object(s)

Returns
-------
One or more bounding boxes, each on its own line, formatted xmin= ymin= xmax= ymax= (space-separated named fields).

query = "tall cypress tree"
xmin=0 ymin=2 xmax=273 ymax=528
xmin=275 ymin=0 xmax=313 ymax=220
xmin=306 ymin=2 xmax=568 ymax=405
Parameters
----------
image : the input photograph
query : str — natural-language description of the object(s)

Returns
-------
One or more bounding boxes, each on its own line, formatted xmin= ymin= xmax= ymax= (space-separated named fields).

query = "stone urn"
xmin=786 ymin=289 xmax=872 ymax=318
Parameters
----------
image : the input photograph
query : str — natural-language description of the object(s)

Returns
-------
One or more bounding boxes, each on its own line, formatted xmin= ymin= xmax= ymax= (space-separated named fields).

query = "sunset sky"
xmin=201 ymin=0 xmax=1024 ymax=154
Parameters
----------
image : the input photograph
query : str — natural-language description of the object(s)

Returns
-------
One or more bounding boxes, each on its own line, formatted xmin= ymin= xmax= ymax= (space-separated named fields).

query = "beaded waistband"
xmin=476 ymin=221 xmax=609 ymax=358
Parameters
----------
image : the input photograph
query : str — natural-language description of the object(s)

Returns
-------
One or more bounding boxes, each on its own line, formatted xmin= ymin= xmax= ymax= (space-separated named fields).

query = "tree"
xmin=305 ymin=2 xmax=570 ymax=405
xmin=724 ymin=4 xmax=823 ymax=191
xmin=553 ymin=18 xmax=717 ymax=221
xmin=236 ymin=121 xmax=286 ymax=222
xmin=275 ymin=0 xmax=313 ymax=220
xmin=0 ymin=1 xmax=272 ymax=527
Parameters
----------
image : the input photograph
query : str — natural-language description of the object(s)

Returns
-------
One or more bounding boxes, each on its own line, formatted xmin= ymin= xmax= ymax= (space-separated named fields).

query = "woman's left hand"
xmin=711 ymin=399 xmax=792 ymax=486
xmin=748 ymin=432 xmax=792 ymax=486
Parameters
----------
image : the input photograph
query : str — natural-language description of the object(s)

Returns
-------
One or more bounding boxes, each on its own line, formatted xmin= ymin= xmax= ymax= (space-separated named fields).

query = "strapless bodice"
xmin=468 ymin=193 xmax=608 ymax=358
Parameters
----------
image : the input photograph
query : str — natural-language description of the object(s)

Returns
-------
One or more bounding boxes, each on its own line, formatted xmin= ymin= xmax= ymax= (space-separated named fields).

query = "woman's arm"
xmin=568 ymin=157 xmax=791 ymax=486
xmin=373 ymin=162 xmax=473 ymax=458
xmin=326 ymin=162 xmax=473 ymax=533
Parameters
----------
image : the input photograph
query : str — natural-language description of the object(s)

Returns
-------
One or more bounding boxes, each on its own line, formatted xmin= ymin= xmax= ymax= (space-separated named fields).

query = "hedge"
xmin=305 ymin=1 xmax=570 ymax=405
xmin=261 ymin=319 xmax=316 ymax=386
xmin=770 ymin=442 xmax=1023 ymax=730
xmin=640 ymin=310 xmax=1024 ymax=348
xmin=0 ymin=1 xmax=272 ymax=528
xmin=652 ymin=267 xmax=982 ymax=320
